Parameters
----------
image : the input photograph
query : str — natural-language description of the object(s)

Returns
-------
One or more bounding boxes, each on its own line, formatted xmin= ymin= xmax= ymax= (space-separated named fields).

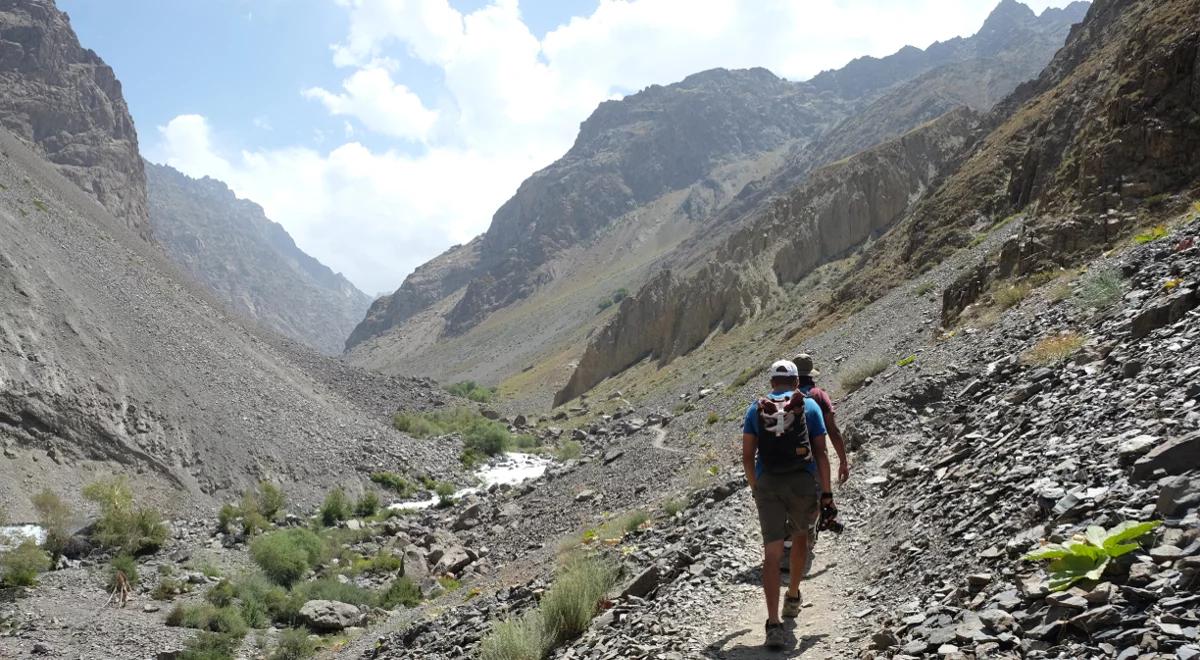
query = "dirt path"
xmin=651 ymin=424 xmax=686 ymax=453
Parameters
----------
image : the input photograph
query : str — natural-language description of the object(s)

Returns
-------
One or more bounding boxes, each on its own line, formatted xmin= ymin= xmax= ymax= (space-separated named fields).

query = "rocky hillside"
xmin=0 ymin=0 xmax=148 ymax=238
xmin=146 ymin=162 xmax=372 ymax=355
xmin=347 ymin=1 xmax=1087 ymax=403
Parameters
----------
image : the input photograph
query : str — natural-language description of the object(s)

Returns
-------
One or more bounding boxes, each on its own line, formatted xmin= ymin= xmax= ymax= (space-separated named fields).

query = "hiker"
xmin=742 ymin=359 xmax=828 ymax=650
xmin=793 ymin=353 xmax=850 ymax=533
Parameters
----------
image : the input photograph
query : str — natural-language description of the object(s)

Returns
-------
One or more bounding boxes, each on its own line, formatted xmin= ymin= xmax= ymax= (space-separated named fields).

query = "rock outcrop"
xmin=556 ymin=109 xmax=979 ymax=404
xmin=146 ymin=162 xmax=371 ymax=355
xmin=0 ymin=0 xmax=148 ymax=237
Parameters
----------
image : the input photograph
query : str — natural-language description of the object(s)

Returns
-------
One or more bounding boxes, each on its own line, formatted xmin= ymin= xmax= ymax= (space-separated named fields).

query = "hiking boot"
xmin=782 ymin=592 xmax=802 ymax=618
xmin=764 ymin=620 xmax=786 ymax=650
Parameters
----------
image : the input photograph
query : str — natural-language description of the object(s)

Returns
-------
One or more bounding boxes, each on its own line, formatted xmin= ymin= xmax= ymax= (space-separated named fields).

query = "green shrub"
xmin=555 ymin=441 xmax=582 ymax=461
xmin=1132 ymin=224 xmax=1168 ymax=244
xmin=622 ymin=511 xmax=649 ymax=534
xmin=217 ymin=504 xmax=240 ymax=535
xmin=731 ymin=366 xmax=757 ymax=389
xmin=446 ymin=380 xmax=496 ymax=403
xmin=435 ymin=482 xmax=456 ymax=508
xmin=1024 ymin=520 xmax=1161 ymax=591
xmin=178 ymin=631 xmax=242 ymax=660
xmin=993 ymin=280 xmax=1032 ymax=309
xmin=663 ymin=498 xmax=686 ymax=517
xmin=896 ymin=355 xmax=916 ymax=367
xmin=82 ymin=476 xmax=168 ymax=555
xmin=108 ymin=554 xmax=139 ymax=590
xmin=269 ymin=628 xmax=316 ymax=660
xmin=354 ymin=491 xmax=380 ymax=518
xmin=152 ymin=577 xmax=185 ymax=600
xmin=206 ymin=579 xmax=237 ymax=607
xmin=319 ymin=488 xmax=351 ymax=527
xmin=1074 ymin=268 xmax=1126 ymax=311
xmin=370 ymin=472 xmax=416 ymax=497
xmin=540 ymin=554 xmax=619 ymax=645
xmin=705 ymin=411 xmax=719 ymax=425
xmin=355 ymin=550 xmax=403 ymax=575
xmin=30 ymin=489 xmax=71 ymax=558
xmin=379 ymin=576 xmax=421 ymax=609
xmin=255 ymin=482 xmax=286 ymax=519
xmin=250 ymin=529 xmax=323 ymax=586
xmin=840 ymin=357 xmax=889 ymax=392
xmin=479 ymin=610 xmax=549 ymax=660
xmin=293 ymin=576 xmax=374 ymax=609
xmin=230 ymin=573 xmax=291 ymax=625
xmin=1 ymin=539 xmax=51 ymax=586
xmin=166 ymin=602 xmax=248 ymax=637
xmin=437 ymin=575 xmax=462 ymax=591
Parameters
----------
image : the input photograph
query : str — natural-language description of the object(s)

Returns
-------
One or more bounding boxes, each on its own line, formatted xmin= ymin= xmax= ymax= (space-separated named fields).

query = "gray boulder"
xmin=298 ymin=600 xmax=365 ymax=632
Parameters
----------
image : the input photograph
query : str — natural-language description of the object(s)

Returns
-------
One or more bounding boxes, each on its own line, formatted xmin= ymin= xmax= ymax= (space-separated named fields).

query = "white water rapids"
xmin=388 ymin=452 xmax=551 ymax=511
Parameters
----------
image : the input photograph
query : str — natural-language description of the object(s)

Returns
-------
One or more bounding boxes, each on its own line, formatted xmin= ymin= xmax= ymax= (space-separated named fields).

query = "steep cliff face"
xmin=833 ymin=0 xmax=1200 ymax=316
xmin=556 ymin=109 xmax=979 ymax=404
xmin=0 ymin=0 xmax=147 ymax=237
xmin=146 ymin=162 xmax=372 ymax=355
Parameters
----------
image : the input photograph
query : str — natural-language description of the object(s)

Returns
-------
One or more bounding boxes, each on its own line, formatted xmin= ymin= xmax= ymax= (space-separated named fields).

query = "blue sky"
xmin=59 ymin=0 xmax=1081 ymax=295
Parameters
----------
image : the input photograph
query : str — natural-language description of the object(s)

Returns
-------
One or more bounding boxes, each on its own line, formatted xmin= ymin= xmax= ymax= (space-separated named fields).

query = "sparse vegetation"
xmin=480 ymin=609 xmax=549 ymax=660
xmin=595 ymin=288 xmax=629 ymax=313
xmin=914 ymin=281 xmax=935 ymax=296
xmin=31 ymin=488 xmax=71 ymax=558
xmin=354 ymin=491 xmax=380 ymax=518
xmin=840 ymin=357 xmax=890 ymax=392
xmin=1023 ymin=520 xmax=1161 ymax=591
xmin=32 ymin=198 xmax=47 ymax=212
xmin=663 ymin=498 xmax=686 ymax=517
xmin=446 ymin=380 xmax=496 ymax=403
xmin=370 ymin=472 xmax=417 ymax=497
xmin=153 ymin=576 xmax=187 ymax=600
xmin=82 ymin=476 xmax=168 ymax=555
xmin=730 ymin=366 xmax=757 ymax=389
xmin=178 ymin=631 xmax=243 ymax=660
xmin=992 ymin=280 xmax=1032 ymax=309
xmin=435 ymin=482 xmax=457 ymax=508
xmin=896 ymin=355 xmax=916 ymax=367
xmin=220 ymin=482 xmax=283 ymax=537
xmin=1074 ymin=268 xmax=1126 ymax=311
xmin=1 ymin=539 xmax=51 ymax=586
xmin=167 ymin=601 xmax=249 ymax=637
xmin=437 ymin=575 xmax=462 ymax=591
xmin=379 ymin=576 xmax=421 ymax=609
xmin=705 ymin=411 xmax=719 ymax=425
xmin=394 ymin=407 xmax=537 ymax=466
xmin=540 ymin=554 xmax=620 ymax=645
xmin=1132 ymin=224 xmax=1168 ymax=244
xmin=1023 ymin=332 xmax=1086 ymax=365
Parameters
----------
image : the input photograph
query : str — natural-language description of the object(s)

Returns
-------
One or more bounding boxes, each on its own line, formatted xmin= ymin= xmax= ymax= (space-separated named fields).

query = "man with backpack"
xmin=742 ymin=359 xmax=828 ymax=650
xmin=794 ymin=353 xmax=850 ymax=538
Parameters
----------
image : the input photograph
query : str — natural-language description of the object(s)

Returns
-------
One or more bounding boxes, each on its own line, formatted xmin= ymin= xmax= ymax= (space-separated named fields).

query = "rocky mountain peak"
xmin=0 ymin=0 xmax=148 ymax=237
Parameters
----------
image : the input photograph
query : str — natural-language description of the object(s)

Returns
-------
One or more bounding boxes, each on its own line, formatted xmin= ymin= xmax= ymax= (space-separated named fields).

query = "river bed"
xmin=389 ymin=452 xmax=551 ymax=511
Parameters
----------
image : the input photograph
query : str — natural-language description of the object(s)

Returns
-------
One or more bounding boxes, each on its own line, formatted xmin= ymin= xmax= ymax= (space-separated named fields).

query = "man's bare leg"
xmin=787 ymin=531 xmax=809 ymax=597
xmin=763 ymin=539 xmax=785 ymax=623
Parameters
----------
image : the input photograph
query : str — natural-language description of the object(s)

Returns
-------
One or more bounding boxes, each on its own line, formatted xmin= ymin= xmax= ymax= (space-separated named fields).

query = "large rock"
xmin=0 ymin=0 xmax=148 ymax=236
xmin=298 ymin=600 xmax=365 ymax=632
xmin=1133 ymin=432 xmax=1200 ymax=481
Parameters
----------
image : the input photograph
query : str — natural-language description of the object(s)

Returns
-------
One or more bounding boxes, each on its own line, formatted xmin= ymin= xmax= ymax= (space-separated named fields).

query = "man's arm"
xmin=812 ymin=433 xmax=831 ymax=494
xmin=826 ymin=411 xmax=850 ymax=484
xmin=742 ymin=433 xmax=759 ymax=490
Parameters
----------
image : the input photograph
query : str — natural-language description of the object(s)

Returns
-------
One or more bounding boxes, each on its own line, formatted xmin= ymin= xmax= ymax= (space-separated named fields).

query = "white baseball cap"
xmin=768 ymin=359 xmax=799 ymax=379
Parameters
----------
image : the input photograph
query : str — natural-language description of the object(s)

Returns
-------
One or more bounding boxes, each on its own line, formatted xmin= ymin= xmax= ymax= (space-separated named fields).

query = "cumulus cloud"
xmin=156 ymin=0 xmax=1083 ymax=294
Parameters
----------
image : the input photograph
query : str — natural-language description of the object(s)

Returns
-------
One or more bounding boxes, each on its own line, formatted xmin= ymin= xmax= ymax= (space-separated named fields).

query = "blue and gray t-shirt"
xmin=743 ymin=390 xmax=826 ymax=478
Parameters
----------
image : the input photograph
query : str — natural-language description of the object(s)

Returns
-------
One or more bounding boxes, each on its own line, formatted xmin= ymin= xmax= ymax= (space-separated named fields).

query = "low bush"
xmin=663 ymin=498 xmax=686 ymax=517
xmin=152 ymin=577 xmax=185 ymax=600
xmin=166 ymin=602 xmax=248 ymax=637
xmin=178 ymin=631 xmax=243 ymax=660
xmin=108 ymin=554 xmax=139 ymax=590
xmin=992 ymin=280 xmax=1032 ymax=309
xmin=31 ymin=489 xmax=71 ymax=558
xmin=354 ymin=491 xmax=380 ymax=518
xmin=705 ymin=411 xmax=719 ymax=425
xmin=82 ymin=476 xmax=168 ymax=555
xmin=1074 ymin=268 xmax=1126 ymax=311
xmin=1132 ymin=224 xmax=1168 ymax=244
xmin=319 ymin=488 xmax=352 ymax=527
xmin=435 ymin=482 xmax=457 ymax=508
xmin=840 ymin=357 xmax=889 ymax=392
xmin=379 ymin=576 xmax=421 ymax=609
xmin=479 ymin=610 xmax=549 ymax=660
xmin=370 ymin=472 xmax=416 ymax=497
xmin=352 ymin=550 xmax=402 ymax=575
xmin=540 ymin=554 xmax=619 ymax=645
xmin=622 ymin=511 xmax=649 ymax=534
xmin=1023 ymin=332 xmax=1086 ymax=366
xmin=446 ymin=380 xmax=496 ymax=403
xmin=269 ymin=628 xmax=316 ymax=660
xmin=730 ymin=367 xmax=757 ymax=389
xmin=250 ymin=529 xmax=324 ymax=586
xmin=293 ymin=575 xmax=375 ymax=609
xmin=394 ymin=408 xmax=537 ymax=465
xmin=914 ymin=281 xmax=935 ymax=296
xmin=0 ymin=539 xmax=51 ymax=586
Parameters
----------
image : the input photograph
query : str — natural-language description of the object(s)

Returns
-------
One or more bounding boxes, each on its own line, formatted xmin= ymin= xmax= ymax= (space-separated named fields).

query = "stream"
xmin=0 ymin=524 xmax=46 ymax=551
xmin=389 ymin=452 xmax=551 ymax=511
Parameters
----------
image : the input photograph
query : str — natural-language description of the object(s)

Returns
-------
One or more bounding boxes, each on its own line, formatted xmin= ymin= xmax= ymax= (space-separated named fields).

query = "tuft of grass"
xmin=178 ymin=631 xmax=243 ymax=660
xmin=1022 ymin=332 xmax=1086 ymax=366
xmin=82 ymin=476 xmax=168 ymax=555
xmin=730 ymin=366 xmax=757 ymax=389
xmin=379 ymin=576 xmax=421 ymax=609
xmin=437 ymin=575 xmax=462 ymax=591
xmin=896 ymin=355 xmax=916 ymax=368
xmin=992 ymin=280 xmax=1033 ymax=309
xmin=166 ymin=602 xmax=249 ymax=637
xmin=0 ymin=539 xmax=51 ymax=586
xmin=705 ymin=411 xmax=719 ymax=425
xmin=1073 ymin=268 xmax=1126 ymax=312
xmin=914 ymin=281 xmax=935 ymax=296
xmin=446 ymin=380 xmax=496 ymax=403
xmin=554 ymin=440 xmax=582 ymax=461
xmin=32 ymin=198 xmax=47 ymax=212
xmin=622 ymin=511 xmax=649 ymax=534
xmin=269 ymin=628 xmax=316 ymax=660
xmin=663 ymin=498 xmax=686 ymax=517
xmin=370 ymin=472 xmax=417 ymax=497
xmin=153 ymin=577 xmax=186 ymax=600
xmin=840 ymin=357 xmax=890 ymax=392
xmin=540 ymin=554 xmax=620 ymax=645
xmin=1132 ymin=224 xmax=1168 ymax=244
xmin=479 ymin=610 xmax=549 ymax=660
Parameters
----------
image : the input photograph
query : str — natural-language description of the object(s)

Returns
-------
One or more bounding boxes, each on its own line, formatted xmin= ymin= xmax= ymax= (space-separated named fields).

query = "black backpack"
xmin=755 ymin=391 xmax=813 ymax=473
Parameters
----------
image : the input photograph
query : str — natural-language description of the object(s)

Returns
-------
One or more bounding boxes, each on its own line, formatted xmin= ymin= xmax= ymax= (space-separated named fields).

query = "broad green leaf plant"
xmin=1023 ymin=520 xmax=1161 ymax=591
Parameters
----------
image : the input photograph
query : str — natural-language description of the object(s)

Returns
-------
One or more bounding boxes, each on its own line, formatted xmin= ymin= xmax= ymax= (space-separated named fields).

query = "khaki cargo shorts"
xmin=752 ymin=468 xmax=819 ymax=544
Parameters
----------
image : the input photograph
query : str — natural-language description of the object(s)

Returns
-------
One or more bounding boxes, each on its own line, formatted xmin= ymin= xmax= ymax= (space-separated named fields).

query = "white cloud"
xmin=304 ymin=66 xmax=439 ymax=142
xmin=156 ymin=0 xmax=1085 ymax=294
